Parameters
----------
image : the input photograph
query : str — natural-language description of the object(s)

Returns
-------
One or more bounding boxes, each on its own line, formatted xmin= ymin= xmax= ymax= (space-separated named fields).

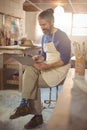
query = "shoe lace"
xmin=31 ymin=115 xmax=42 ymax=120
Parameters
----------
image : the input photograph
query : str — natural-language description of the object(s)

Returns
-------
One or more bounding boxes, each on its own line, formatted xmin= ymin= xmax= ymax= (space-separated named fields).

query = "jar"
xmin=75 ymin=56 xmax=86 ymax=76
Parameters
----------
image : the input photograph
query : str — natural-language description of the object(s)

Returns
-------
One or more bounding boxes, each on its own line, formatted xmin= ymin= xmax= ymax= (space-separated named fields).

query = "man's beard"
xmin=42 ymin=28 xmax=52 ymax=35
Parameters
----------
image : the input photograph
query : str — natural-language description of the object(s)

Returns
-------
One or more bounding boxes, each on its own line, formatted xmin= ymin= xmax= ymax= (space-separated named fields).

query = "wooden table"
xmin=0 ymin=45 xmax=41 ymax=55
xmin=47 ymin=68 xmax=87 ymax=130
xmin=0 ymin=45 xmax=41 ymax=91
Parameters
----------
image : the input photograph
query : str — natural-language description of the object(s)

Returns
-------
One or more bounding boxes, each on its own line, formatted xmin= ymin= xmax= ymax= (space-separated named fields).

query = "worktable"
xmin=47 ymin=68 xmax=87 ymax=130
xmin=0 ymin=45 xmax=41 ymax=55
xmin=0 ymin=45 xmax=41 ymax=91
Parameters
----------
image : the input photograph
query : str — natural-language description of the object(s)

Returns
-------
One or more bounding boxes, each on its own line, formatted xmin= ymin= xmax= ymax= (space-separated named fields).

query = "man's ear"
xmin=51 ymin=23 xmax=54 ymax=27
xmin=50 ymin=21 xmax=54 ymax=26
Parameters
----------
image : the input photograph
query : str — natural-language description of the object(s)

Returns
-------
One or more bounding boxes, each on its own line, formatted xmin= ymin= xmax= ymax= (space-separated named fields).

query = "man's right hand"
xmin=32 ymin=55 xmax=44 ymax=63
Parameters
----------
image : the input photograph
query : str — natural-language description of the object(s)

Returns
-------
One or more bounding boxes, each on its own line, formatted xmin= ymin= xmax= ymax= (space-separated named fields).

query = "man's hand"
xmin=33 ymin=60 xmax=64 ymax=71
xmin=32 ymin=55 xmax=44 ymax=63
xmin=34 ymin=63 xmax=50 ymax=71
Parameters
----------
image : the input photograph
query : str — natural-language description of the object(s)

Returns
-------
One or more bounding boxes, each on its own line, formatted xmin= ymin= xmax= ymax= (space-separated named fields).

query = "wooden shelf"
xmin=6 ymin=79 xmax=19 ymax=85
xmin=4 ymin=63 xmax=19 ymax=69
xmin=0 ymin=53 xmax=23 ymax=91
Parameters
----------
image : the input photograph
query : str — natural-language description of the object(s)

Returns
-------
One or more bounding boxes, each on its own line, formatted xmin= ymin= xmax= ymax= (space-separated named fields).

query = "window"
xmin=72 ymin=14 xmax=87 ymax=36
xmin=54 ymin=12 xmax=72 ymax=35
xmin=36 ymin=10 xmax=87 ymax=39
xmin=54 ymin=13 xmax=87 ymax=36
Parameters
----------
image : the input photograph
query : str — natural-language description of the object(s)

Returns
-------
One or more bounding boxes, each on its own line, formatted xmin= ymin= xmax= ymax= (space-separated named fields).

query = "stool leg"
xmin=44 ymin=88 xmax=52 ymax=107
xmin=44 ymin=86 xmax=59 ymax=108
xmin=49 ymin=88 xmax=52 ymax=101
xmin=56 ymin=86 xmax=58 ymax=100
xmin=48 ymin=88 xmax=52 ymax=107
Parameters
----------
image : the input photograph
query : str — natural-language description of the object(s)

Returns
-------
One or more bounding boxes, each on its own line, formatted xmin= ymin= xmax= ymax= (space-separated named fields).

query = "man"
xmin=9 ymin=8 xmax=71 ymax=129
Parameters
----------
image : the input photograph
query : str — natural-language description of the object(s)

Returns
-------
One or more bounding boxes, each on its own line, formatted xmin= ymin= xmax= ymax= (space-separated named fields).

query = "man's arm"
xmin=33 ymin=60 xmax=64 ymax=71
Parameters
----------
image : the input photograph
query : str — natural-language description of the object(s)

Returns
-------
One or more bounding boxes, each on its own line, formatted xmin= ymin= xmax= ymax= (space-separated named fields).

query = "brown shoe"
xmin=9 ymin=106 xmax=31 ymax=119
xmin=24 ymin=115 xmax=43 ymax=129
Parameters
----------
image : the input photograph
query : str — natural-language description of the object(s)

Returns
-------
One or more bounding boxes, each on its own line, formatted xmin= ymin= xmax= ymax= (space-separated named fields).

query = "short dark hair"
xmin=38 ymin=8 xmax=54 ymax=24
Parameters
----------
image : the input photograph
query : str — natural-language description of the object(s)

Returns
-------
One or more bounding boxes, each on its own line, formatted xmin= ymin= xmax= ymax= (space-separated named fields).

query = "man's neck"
xmin=50 ymin=27 xmax=58 ymax=34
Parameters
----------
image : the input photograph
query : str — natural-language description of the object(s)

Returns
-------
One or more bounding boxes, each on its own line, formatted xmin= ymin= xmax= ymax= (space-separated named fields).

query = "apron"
xmin=41 ymin=35 xmax=70 ymax=87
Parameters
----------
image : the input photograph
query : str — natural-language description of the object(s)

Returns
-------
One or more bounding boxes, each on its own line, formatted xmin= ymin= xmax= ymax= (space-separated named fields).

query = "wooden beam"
xmin=23 ymin=0 xmax=42 ymax=11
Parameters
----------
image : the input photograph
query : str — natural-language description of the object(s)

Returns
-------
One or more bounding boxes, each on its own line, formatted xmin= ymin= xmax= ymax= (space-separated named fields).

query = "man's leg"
xmin=22 ymin=66 xmax=49 ymax=114
xmin=24 ymin=88 xmax=43 ymax=129
xmin=9 ymin=66 xmax=49 ymax=129
xmin=9 ymin=66 xmax=40 ymax=119
xmin=24 ymin=73 xmax=50 ymax=129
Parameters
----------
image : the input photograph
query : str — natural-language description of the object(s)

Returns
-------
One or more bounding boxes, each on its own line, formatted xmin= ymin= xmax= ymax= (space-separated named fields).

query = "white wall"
xmin=25 ymin=12 xmax=40 ymax=43
xmin=0 ymin=0 xmax=25 ymax=18
xmin=0 ymin=0 xmax=25 ymax=37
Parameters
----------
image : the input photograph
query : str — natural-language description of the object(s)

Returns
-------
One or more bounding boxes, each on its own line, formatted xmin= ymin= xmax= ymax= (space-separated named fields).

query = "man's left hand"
xmin=33 ymin=63 xmax=50 ymax=71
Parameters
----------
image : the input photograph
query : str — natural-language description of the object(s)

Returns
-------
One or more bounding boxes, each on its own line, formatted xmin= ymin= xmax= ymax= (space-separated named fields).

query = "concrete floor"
xmin=0 ymin=86 xmax=62 ymax=130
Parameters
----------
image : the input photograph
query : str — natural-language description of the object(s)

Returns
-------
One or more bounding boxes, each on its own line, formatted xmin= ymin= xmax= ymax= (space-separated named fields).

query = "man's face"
xmin=39 ymin=19 xmax=53 ymax=35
